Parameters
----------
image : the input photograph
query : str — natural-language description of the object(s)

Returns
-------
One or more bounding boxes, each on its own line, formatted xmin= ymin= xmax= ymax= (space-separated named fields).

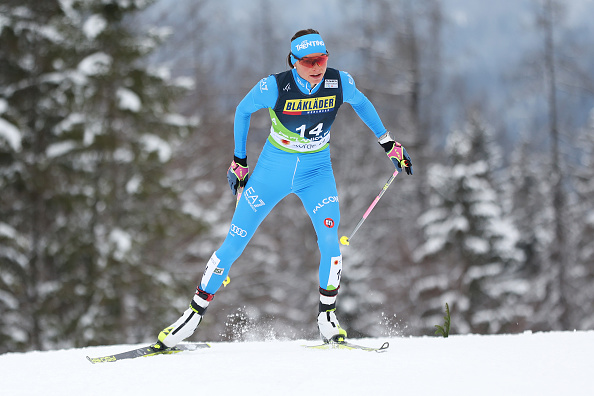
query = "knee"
xmin=317 ymin=229 xmax=340 ymax=256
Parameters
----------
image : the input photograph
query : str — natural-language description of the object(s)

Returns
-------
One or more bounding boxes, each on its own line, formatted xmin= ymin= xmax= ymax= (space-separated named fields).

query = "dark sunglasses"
xmin=292 ymin=52 xmax=329 ymax=68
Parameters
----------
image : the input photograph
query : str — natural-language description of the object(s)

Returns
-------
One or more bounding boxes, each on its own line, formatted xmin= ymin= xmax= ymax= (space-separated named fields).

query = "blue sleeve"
xmin=340 ymin=71 xmax=387 ymax=139
xmin=234 ymin=76 xmax=278 ymax=158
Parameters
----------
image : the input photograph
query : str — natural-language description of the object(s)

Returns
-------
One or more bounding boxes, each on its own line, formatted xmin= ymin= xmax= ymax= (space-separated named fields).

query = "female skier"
xmin=155 ymin=29 xmax=412 ymax=349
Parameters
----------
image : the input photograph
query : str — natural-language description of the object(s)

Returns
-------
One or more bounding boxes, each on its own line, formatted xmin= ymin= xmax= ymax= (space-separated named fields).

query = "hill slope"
xmin=3 ymin=331 xmax=593 ymax=395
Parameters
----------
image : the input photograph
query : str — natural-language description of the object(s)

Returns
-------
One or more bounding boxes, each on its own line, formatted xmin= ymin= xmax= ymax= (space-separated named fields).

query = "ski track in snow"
xmin=2 ymin=331 xmax=593 ymax=396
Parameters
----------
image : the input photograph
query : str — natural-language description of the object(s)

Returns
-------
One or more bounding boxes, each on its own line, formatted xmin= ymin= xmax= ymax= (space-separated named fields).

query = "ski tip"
xmin=86 ymin=354 xmax=118 ymax=363
xmin=86 ymin=355 xmax=104 ymax=364
xmin=378 ymin=341 xmax=390 ymax=352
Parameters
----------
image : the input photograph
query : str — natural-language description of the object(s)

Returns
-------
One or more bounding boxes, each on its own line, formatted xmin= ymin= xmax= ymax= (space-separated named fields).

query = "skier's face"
xmin=294 ymin=52 xmax=328 ymax=86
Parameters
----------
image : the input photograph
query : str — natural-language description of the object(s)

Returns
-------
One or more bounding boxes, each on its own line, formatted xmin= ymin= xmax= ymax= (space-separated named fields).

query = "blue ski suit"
xmin=199 ymin=68 xmax=388 ymax=295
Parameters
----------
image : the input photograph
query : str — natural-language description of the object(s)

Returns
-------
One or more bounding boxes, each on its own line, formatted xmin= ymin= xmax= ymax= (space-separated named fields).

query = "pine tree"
xmin=414 ymin=111 xmax=525 ymax=334
xmin=505 ymin=137 xmax=559 ymax=331
xmin=0 ymin=0 xmax=196 ymax=352
xmin=572 ymin=115 xmax=594 ymax=329
xmin=0 ymin=0 xmax=78 ymax=352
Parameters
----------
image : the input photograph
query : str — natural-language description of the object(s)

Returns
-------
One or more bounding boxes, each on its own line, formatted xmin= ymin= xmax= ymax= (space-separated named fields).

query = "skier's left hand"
xmin=381 ymin=141 xmax=413 ymax=175
xmin=227 ymin=156 xmax=249 ymax=195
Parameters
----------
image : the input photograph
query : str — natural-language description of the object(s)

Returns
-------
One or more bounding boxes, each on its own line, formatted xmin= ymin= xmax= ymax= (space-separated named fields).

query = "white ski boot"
xmin=318 ymin=286 xmax=346 ymax=343
xmin=157 ymin=287 xmax=213 ymax=348
xmin=317 ymin=309 xmax=347 ymax=343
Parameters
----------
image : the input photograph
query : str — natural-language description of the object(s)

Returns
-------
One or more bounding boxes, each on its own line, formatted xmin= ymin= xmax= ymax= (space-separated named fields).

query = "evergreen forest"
xmin=1 ymin=0 xmax=593 ymax=352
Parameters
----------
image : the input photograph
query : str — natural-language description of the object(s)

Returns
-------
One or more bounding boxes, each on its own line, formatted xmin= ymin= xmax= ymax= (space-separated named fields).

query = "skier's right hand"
xmin=227 ymin=156 xmax=249 ymax=195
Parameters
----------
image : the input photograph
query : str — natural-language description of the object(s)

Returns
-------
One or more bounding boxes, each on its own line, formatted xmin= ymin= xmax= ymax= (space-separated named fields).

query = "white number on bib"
xmin=296 ymin=123 xmax=324 ymax=138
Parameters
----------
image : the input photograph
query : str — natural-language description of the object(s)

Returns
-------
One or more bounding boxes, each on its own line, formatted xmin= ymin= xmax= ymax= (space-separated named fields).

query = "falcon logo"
xmin=324 ymin=218 xmax=335 ymax=228
xmin=313 ymin=195 xmax=339 ymax=214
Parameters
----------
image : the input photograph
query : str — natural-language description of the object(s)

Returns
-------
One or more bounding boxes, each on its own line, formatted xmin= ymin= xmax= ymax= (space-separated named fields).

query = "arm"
xmin=340 ymin=71 xmax=413 ymax=175
xmin=228 ymin=76 xmax=279 ymax=195
xmin=340 ymin=71 xmax=387 ymax=139
xmin=233 ymin=76 xmax=279 ymax=158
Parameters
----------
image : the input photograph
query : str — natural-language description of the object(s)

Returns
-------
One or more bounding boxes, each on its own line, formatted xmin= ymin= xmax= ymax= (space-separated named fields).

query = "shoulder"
xmin=257 ymin=74 xmax=279 ymax=95
xmin=245 ymin=74 xmax=279 ymax=109
xmin=338 ymin=70 xmax=356 ymax=87
xmin=337 ymin=70 xmax=358 ymax=102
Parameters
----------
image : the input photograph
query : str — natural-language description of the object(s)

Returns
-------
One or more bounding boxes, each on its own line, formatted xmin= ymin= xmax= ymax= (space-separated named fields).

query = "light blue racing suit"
xmin=199 ymin=68 xmax=388 ymax=296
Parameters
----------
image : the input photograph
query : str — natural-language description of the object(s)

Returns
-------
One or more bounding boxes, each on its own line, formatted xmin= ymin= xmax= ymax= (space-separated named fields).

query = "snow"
xmin=77 ymin=52 xmax=112 ymax=76
xmin=464 ymin=236 xmax=490 ymax=255
xmin=2 ymin=331 xmax=593 ymax=395
xmin=53 ymin=113 xmax=85 ymax=136
xmin=126 ymin=175 xmax=142 ymax=194
xmin=83 ymin=14 xmax=107 ymax=39
xmin=46 ymin=140 xmax=77 ymax=158
xmin=108 ymin=228 xmax=132 ymax=260
xmin=141 ymin=134 xmax=172 ymax=162
xmin=0 ymin=117 xmax=21 ymax=151
xmin=0 ymin=222 xmax=17 ymax=239
xmin=116 ymin=87 xmax=142 ymax=112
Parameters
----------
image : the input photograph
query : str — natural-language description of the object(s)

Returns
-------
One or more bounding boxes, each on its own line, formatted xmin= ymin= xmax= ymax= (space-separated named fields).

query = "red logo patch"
xmin=324 ymin=218 xmax=334 ymax=228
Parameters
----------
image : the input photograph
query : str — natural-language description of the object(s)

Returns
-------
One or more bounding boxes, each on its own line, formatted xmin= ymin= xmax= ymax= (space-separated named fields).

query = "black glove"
xmin=227 ymin=156 xmax=249 ymax=195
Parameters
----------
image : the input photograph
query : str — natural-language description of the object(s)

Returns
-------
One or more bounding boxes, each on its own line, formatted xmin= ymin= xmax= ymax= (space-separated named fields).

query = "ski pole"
xmin=340 ymin=169 xmax=399 ymax=246
xmin=236 ymin=186 xmax=244 ymax=208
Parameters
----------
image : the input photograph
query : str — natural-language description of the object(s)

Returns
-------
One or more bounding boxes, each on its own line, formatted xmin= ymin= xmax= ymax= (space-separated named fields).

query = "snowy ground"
xmin=3 ymin=331 xmax=593 ymax=396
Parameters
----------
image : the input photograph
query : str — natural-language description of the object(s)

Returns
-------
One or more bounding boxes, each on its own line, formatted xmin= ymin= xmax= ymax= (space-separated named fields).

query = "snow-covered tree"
xmin=0 ymin=0 xmax=195 ymax=352
xmin=413 ymin=111 xmax=525 ymax=334
xmin=572 ymin=111 xmax=594 ymax=329
xmin=504 ymin=134 xmax=566 ymax=331
xmin=0 ymin=0 xmax=81 ymax=352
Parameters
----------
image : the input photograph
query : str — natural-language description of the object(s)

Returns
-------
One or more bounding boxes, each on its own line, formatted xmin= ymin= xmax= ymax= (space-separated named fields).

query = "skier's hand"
xmin=227 ymin=156 xmax=249 ymax=195
xmin=380 ymin=140 xmax=413 ymax=175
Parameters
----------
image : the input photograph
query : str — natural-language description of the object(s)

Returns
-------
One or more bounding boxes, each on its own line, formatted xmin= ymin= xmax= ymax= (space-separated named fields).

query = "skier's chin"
xmin=309 ymin=73 xmax=323 ymax=83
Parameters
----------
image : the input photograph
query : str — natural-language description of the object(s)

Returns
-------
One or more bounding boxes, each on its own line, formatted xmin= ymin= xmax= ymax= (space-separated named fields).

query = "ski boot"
xmin=157 ymin=287 xmax=214 ymax=348
xmin=317 ymin=286 xmax=347 ymax=343
xmin=317 ymin=309 xmax=347 ymax=343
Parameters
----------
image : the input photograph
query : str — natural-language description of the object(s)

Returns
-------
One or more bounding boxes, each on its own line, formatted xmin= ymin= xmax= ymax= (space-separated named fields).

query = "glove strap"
xmin=231 ymin=156 xmax=249 ymax=181
xmin=378 ymin=131 xmax=394 ymax=145
xmin=233 ymin=155 xmax=247 ymax=167
xmin=378 ymin=131 xmax=402 ymax=159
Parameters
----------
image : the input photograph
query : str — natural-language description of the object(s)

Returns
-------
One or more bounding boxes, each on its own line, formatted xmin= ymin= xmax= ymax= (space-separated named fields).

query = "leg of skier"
xmin=156 ymin=145 xmax=294 ymax=348
xmin=294 ymin=152 xmax=347 ymax=343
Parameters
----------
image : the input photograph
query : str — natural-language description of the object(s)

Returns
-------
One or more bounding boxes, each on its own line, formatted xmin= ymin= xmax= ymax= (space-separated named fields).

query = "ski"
xmin=86 ymin=342 xmax=210 ymax=364
xmin=305 ymin=340 xmax=389 ymax=353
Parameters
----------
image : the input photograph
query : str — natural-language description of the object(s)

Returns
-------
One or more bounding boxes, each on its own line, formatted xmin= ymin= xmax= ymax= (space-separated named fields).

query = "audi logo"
xmin=230 ymin=224 xmax=248 ymax=237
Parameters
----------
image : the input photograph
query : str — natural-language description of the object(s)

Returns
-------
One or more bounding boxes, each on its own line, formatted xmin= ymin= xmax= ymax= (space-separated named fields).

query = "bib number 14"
xmin=296 ymin=123 xmax=324 ymax=139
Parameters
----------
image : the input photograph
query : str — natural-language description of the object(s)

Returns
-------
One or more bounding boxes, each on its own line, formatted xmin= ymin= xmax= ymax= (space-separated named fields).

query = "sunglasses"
xmin=292 ymin=52 xmax=329 ymax=68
